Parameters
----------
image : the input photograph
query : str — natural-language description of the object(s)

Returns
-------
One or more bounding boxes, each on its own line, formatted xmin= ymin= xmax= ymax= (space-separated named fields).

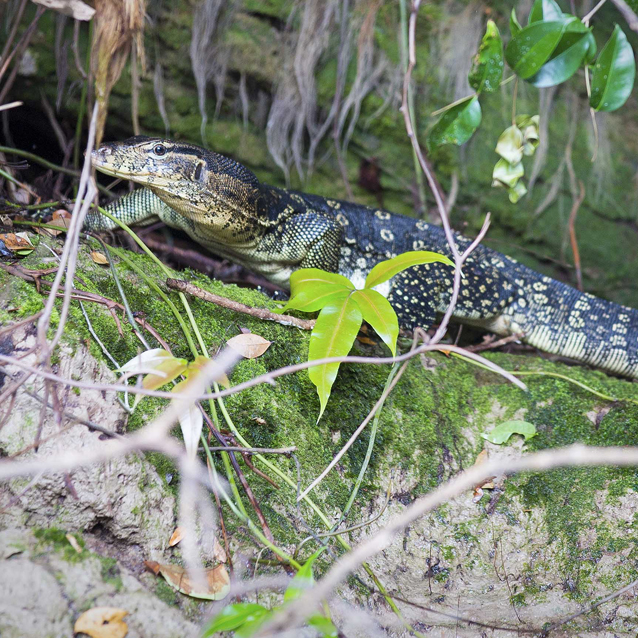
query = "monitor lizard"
xmin=85 ymin=136 xmax=638 ymax=379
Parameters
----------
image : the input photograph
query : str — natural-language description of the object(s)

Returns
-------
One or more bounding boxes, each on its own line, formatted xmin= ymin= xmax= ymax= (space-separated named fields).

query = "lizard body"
xmin=86 ymin=136 xmax=638 ymax=379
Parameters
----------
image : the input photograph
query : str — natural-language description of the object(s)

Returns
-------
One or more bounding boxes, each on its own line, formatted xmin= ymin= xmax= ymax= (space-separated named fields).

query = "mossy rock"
xmin=2 ymin=232 xmax=638 ymax=634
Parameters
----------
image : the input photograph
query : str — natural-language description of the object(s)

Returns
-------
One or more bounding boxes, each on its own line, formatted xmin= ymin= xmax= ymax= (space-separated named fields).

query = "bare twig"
xmin=567 ymin=180 xmax=586 ymax=291
xmin=166 ymin=278 xmax=316 ymax=330
xmin=583 ymin=0 xmax=608 ymax=24
xmin=256 ymin=444 xmax=638 ymax=636
xmin=399 ymin=0 xmax=491 ymax=346
xmin=611 ymin=0 xmax=638 ymax=31
xmin=36 ymin=102 xmax=99 ymax=357
xmin=0 ymin=348 xmax=241 ymax=482
xmin=0 ymin=340 xmax=527 ymax=405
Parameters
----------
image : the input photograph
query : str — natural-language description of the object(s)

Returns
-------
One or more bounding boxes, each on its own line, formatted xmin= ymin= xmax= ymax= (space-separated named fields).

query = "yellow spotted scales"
xmin=85 ymin=137 xmax=638 ymax=379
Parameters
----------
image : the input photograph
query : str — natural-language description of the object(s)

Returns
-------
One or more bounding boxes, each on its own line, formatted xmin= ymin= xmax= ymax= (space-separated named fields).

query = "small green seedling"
xmin=281 ymin=250 xmax=454 ymax=419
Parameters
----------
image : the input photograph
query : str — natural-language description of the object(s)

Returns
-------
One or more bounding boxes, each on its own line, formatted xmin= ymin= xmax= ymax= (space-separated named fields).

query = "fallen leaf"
xmin=227 ymin=333 xmax=272 ymax=359
xmin=356 ymin=335 xmax=377 ymax=346
xmin=41 ymin=209 xmax=72 ymax=236
xmin=481 ymin=420 xmax=537 ymax=445
xmin=169 ymin=527 xmax=184 ymax=547
xmin=73 ymin=607 xmax=128 ymax=638
xmin=91 ymin=250 xmax=109 ymax=265
xmin=213 ymin=538 xmax=227 ymax=563
xmin=472 ymin=487 xmax=484 ymax=503
xmin=0 ymin=232 xmax=34 ymax=255
xmin=145 ymin=561 xmax=230 ymax=600
xmin=66 ymin=533 xmax=83 ymax=554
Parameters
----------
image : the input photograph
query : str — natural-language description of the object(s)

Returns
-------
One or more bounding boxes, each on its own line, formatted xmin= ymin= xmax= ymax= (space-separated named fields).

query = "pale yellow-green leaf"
xmin=364 ymin=251 xmax=454 ymax=290
xmin=308 ymin=295 xmax=362 ymax=420
xmin=495 ymin=125 xmax=524 ymax=165
xmin=492 ymin=158 xmax=524 ymax=189
xmin=508 ymin=180 xmax=528 ymax=203
xmin=351 ymin=289 xmax=398 ymax=356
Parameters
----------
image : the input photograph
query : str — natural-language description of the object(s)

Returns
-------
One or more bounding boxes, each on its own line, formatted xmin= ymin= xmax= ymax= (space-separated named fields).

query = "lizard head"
xmin=91 ymin=136 xmax=265 ymax=241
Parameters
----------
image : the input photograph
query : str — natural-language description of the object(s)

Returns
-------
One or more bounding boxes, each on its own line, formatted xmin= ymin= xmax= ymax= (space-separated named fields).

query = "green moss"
xmin=33 ymin=527 xmax=88 ymax=563
xmin=155 ymin=579 xmax=180 ymax=607
xmin=7 ymin=219 xmax=638 ymax=604
xmin=99 ymin=556 xmax=124 ymax=591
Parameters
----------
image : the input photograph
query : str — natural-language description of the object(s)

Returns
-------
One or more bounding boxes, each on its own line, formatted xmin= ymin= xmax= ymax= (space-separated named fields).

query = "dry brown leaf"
xmin=144 ymin=561 xmax=230 ymax=600
xmin=0 ymin=232 xmax=34 ymax=254
xmin=213 ymin=538 xmax=227 ymax=563
xmin=66 ymin=533 xmax=83 ymax=554
xmin=169 ymin=527 xmax=184 ymax=547
xmin=73 ymin=607 xmax=128 ymax=638
xmin=40 ymin=210 xmax=72 ymax=236
xmin=226 ymin=333 xmax=272 ymax=359
xmin=356 ymin=335 xmax=377 ymax=346
xmin=91 ymin=250 xmax=109 ymax=265
xmin=32 ymin=0 xmax=95 ymax=20
xmin=473 ymin=449 xmax=488 ymax=466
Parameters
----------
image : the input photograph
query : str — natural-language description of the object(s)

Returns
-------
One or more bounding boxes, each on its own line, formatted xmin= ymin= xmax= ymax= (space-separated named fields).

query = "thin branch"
xmin=0 ymin=340 xmax=527 ymax=405
xmin=166 ymin=279 xmax=315 ymax=330
xmin=583 ymin=0 xmax=608 ymax=24
xmin=0 ymin=349 xmax=242 ymax=481
xmin=567 ymin=180 xmax=586 ymax=291
xmin=611 ymin=0 xmax=638 ymax=32
xmin=256 ymin=444 xmax=638 ymax=636
xmin=399 ymin=0 xmax=491 ymax=346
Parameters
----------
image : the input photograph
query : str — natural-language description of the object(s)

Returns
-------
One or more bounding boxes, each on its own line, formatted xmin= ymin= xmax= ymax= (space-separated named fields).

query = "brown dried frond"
xmin=189 ymin=0 xmax=239 ymax=143
xmin=91 ymin=0 xmax=146 ymax=145
xmin=267 ymin=0 xmax=339 ymax=182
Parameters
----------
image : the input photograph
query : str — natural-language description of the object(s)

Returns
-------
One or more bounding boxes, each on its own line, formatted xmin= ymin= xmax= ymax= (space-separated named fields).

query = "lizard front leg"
xmin=84 ymin=188 xmax=174 ymax=231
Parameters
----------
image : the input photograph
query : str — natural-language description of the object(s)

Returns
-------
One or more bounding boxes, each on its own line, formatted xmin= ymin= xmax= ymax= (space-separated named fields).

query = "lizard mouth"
xmin=90 ymin=147 xmax=153 ymax=181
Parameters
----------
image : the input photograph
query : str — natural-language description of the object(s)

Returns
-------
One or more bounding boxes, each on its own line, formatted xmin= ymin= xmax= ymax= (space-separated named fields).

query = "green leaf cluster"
xmin=506 ymin=0 xmax=634 ymax=105
xmin=428 ymin=0 xmax=636 ymax=191
xmin=202 ymin=551 xmax=337 ymax=638
xmin=282 ymin=251 xmax=453 ymax=419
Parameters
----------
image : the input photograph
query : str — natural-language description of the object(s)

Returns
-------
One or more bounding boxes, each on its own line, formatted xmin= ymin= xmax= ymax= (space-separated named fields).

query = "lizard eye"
xmin=152 ymin=144 xmax=167 ymax=157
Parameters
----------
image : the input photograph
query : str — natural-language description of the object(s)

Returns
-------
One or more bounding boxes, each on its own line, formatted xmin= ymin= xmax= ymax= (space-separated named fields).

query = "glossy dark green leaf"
xmin=352 ymin=289 xmax=399 ymax=356
xmin=590 ymin=25 xmax=636 ymax=112
xmin=583 ymin=31 xmax=597 ymax=65
xmin=528 ymin=0 xmax=563 ymax=23
xmin=282 ymin=267 xmax=353 ymax=313
xmin=309 ymin=296 xmax=362 ymax=420
xmin=528 ymin=31 xmax=590 ymax=87
xmin=365 ymin=251 xmax=453 ymax=290
xmin=202 ymin=603 xmax=269 ymax=635
xmin=481 ymin=420 xmax=537 ymax=444
xmin=510 ymin=8 xmax=522 ymax=37
xmin=427 ymin=96 xmax=482 ymax=148
xmin=468 ymin=20 xmax=504 ymax=93
xmin=505 ymin=21 xmax=566 ymax=79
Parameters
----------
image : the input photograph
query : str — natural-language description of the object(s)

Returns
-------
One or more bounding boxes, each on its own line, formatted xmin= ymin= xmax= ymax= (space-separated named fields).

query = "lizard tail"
xmin=511 ymin=271 xmax=638 ymax=377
